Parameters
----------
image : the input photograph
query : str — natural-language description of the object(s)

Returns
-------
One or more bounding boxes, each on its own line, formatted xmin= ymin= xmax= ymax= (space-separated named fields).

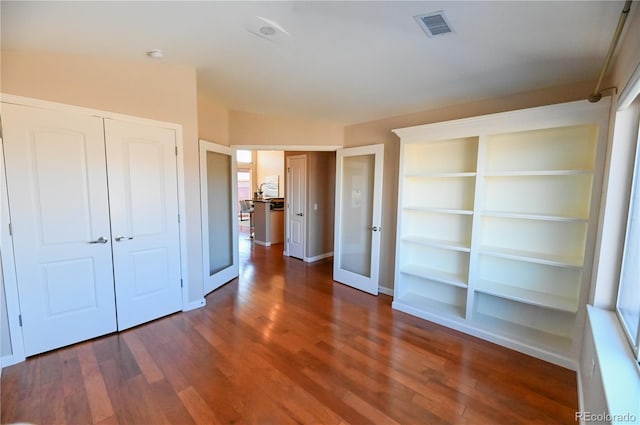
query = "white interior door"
xmin=333 ymin=145 xmax=384 ymax=295
xmin=287 ymin=155 xmax=306 ymax=260
xmin=104 ymin=119 xmax=182 ymax=331
xmin=2 ymin=103 xmax=117 ymax=356
xmin=200 ymin=140 xmax=239 ymax=295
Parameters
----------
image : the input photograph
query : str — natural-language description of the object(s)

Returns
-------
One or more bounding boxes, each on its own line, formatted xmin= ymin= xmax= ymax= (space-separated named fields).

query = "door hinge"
xmin=18 ymin=314 xmax=22 ymax=327
xmin=175 ymin=146 xmax=178 ymax=156
xmin=178 ymin=214 xmax=181 ymax=223
xmin=287 ymin=237 xmax=290 ymax=242
xmin=180 ymin=278 xmax=183 ymax=288
xmin=8 ymin=222 xmax=12 ymax=236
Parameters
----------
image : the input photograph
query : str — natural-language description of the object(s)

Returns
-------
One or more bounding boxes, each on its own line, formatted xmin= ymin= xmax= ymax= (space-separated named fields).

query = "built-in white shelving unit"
xmin=392 ymin=100 xmax=610 ymax=368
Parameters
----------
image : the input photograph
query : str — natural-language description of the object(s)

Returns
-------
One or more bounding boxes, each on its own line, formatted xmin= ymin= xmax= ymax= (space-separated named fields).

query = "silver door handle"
xmin=369 ymin=226 xmax=380 ymax=232
xmin=296 ymin=213 xmax=304 ymax=216
xmin=115 ymin=235 xmax=134 ymax=242
xmin=89 ymin=236 xmax=108 ymax=244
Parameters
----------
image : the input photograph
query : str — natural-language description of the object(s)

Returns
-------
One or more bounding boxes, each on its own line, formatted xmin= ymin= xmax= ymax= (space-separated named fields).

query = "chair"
xmin=239 ymin=200 xmax=254 ymax=221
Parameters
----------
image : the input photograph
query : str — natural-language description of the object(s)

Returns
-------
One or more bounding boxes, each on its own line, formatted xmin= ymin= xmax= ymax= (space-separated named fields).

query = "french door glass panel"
xmin=207 ymin=151 xmax=233 ymax=274
xmin=340 ymin=154 xmax=375 ymax=277
xmin=200 ymin=141 xmax=239 ymax=295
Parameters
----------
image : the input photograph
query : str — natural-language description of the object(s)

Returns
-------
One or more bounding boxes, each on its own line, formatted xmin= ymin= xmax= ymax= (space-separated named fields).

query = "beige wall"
xmin=198 ymin=91 xmax=229 ymax=145
xmin=229 ymin=110 xmax=344 ymax=147
xmin=1 ymin=49 xmax=204 ymax=304
xmin=284 ymin=151 xmax=336 ymax=259
xmin=256 ymin=151 xmax=284 ymax=197
xmin=344 ymin=80 xmax=598 ymax=291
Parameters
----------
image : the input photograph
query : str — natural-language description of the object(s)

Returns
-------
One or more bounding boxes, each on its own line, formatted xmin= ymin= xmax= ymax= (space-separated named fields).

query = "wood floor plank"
xmin=1 ymin=233 xmax=580 ymax=425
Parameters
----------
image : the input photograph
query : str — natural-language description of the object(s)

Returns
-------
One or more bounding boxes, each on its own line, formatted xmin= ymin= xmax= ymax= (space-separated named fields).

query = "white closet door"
xmin=2 ymin=103 xmax=117 ymax=356
xmin=104 ymin=119 xmax=182 ymax=330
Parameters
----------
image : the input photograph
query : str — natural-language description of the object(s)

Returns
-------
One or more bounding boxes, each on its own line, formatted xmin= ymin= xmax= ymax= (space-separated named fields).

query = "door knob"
xmin=89 ymin=236 xmax=108 ymax=244
xmin=370 ymin=226 xmax=380 ymax=232
xmin=296 ymin=213 xmax=304 ymax=216
xmin=115 ymin=235 xmax=134 ymax=242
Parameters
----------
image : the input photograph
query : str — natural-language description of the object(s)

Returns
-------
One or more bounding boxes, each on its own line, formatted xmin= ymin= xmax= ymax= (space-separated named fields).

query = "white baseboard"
xmin=183 ymin=298 xmax=206 ymax=312
xmin=378 ymin=286 xmax=394 ymax=296
xmin=254 ymin=240 xmax=271 ymax=247
xmin=1 ymin=353 xmax=22 ymax=368
xmin=304 ymin=251 xmax=333 ymax=263
xmin=576 ymin=367 xmax=585 ymax=425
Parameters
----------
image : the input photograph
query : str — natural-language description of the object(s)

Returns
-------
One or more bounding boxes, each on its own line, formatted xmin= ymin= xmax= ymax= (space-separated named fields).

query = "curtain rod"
xmin=588 ymin=0 xmax=633 ymax=103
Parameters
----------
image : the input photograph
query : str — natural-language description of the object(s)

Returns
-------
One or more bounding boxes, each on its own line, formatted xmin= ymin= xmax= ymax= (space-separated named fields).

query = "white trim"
xmin=378 ymin=286 xmax=394 ymax=296
xmin=392 ymin=99 xmax=610 ymax=143
xmin=1 ymin=353 xmax=22 ymax=368
xmin=0 ymin=136 xmax=26 ymax=364
xmin=618 ymin=62 xmax=640 ymax=111
xmin=304 ymin=251 xmax=333 ymax=263
xmin=231 ymin=144 xmax=341 ymax=152
xmin=183 ymin=298 xmax=206 ymax=312
xmin=176 ymin=126 xmax=191 ymax=314
xmin=254 ymin=240 xmax=272 ymax=247
xmin=586 ymin=306 xmax=640 ymax=424
xmin=576 ymin=367 xmax=586 ymax=425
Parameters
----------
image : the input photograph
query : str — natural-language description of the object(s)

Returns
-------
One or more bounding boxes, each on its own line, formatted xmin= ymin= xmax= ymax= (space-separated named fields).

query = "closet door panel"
xmin=104 ymin=119 xmax=182 ymax=330
xmin=2 ymin=103 xmax=117 ymax=356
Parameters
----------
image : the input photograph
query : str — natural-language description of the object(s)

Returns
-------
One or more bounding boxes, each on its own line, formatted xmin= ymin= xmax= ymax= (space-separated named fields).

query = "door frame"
xmin=0 ymin=136 xmax=25 ymax=367
xmin=285 ymin=154 xmax=307 ymax=259
xmin=0 ymin=94 xmax=196 ymax=363
xmin=199 ymin=139 xmax=239 ymax=295
xmin=333 ymin=144 xmax=384 ymax=295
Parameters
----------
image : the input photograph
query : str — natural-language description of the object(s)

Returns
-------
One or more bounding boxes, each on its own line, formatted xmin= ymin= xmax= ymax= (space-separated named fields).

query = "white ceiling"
xmin=1 ymin=1 xmax=626 ymax=124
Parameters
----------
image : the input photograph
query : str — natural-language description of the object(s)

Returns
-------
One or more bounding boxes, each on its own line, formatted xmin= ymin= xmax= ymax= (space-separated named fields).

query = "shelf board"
xmin=473 ymin=280 xmax=578 ymax=313
xmin=481 ymin=210 xmax=588 ymax=222
xmin=400 ymin=265 xmax=468 ymax=288
xmin=402 ymin=236 xmax=471 ymax=252
xmin=483 ymin=169 xmax=592 ymax=177
xmin=478 ymin=246 xmax=583 ymax=268
xmin=405 ymin=172 xmax=477 ymax=178
xmin=472 ymin=312 xmax=573 ymax=353
xmin=403 ymin=206 xmax=473 ymax=215
xmin=394 ymin=292 xmax=465 ymax=320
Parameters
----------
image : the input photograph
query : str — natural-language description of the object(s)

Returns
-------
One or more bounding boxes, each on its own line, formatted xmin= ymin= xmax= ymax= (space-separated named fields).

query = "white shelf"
xmin=481 ymin=210 xmax=588 ymax=222
xmin=478 ymin=245 xmax=583 ymax=268
xmin=405 ymin=172 xmax=476 ymax=178
xmin=403 ymin=206 xmax=473 ymax=215
xmin=473 ymin=312 xmax=573 ymax=353
xmin=393 ymin=103 xmax=606 ymax=367
xmin=394 ymin=293 xmax=465 ymax=320
xmin=474 ymin=279 xmax=578 ymax=313
xmin=400 ymin=265 xmax=467 ymax=287
xmin=402 ymin=236 xmax=470 ymax=252
xmin=484 ymin=169 xmax=593 ymax=177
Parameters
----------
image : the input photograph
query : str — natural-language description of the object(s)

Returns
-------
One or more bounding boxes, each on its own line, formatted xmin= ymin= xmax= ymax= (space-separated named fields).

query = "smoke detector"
xmin=414 ymin=11 xmax=454 ymax=37
xmin=147 ymin=49 xmax=164 ymax=59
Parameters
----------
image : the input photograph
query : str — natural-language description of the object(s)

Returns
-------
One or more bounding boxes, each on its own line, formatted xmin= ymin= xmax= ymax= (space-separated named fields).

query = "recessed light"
xmin=147 ymin=49 xmax=164 ymax=59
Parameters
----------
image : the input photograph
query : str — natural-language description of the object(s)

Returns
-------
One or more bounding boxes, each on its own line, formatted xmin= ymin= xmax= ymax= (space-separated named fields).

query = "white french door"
xmin=333 ymin=145 xmax=384 ymax=295
xmin=104 ymin=119 xmax=183 ymax=330
xmin=2 ymin=103 xmax=117 ymax=356
xmin=287 ymin=155 xmax=306 ymax=260
xmin=200 ymin=140 xmax=239 ymax=294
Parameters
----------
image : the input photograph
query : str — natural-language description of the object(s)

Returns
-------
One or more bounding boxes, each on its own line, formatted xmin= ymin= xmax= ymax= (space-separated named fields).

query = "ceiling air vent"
xmin=414 ymin=11 xmax=454 ymax=37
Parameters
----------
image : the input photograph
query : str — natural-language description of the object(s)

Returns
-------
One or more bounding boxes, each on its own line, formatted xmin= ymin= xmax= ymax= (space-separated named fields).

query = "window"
xmin=616 ymin=79 xmax=640 ymax=361
xmin=237 ymin=149 xmax=252 ymax=164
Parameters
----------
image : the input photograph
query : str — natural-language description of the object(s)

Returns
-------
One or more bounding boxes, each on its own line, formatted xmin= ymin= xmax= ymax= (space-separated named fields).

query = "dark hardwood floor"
xmin=1 ymin=232 xmax=578 ymax=424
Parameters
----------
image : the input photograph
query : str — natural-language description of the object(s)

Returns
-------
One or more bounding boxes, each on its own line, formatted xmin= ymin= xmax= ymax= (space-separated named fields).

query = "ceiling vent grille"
xmin=415 ymin=11 xmax=454 ymax=37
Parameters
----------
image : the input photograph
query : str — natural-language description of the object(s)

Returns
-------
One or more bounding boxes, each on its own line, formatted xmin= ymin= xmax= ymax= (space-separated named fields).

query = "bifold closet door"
xmin=2 ymin=103 xmax=117 ymax=356
xmin=104 ymin=119 xmax=182 ymax=331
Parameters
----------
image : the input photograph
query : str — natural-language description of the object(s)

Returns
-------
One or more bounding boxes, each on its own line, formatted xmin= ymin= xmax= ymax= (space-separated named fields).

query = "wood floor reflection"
xmin=1 ymin=234 xmax=578 ymax=424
